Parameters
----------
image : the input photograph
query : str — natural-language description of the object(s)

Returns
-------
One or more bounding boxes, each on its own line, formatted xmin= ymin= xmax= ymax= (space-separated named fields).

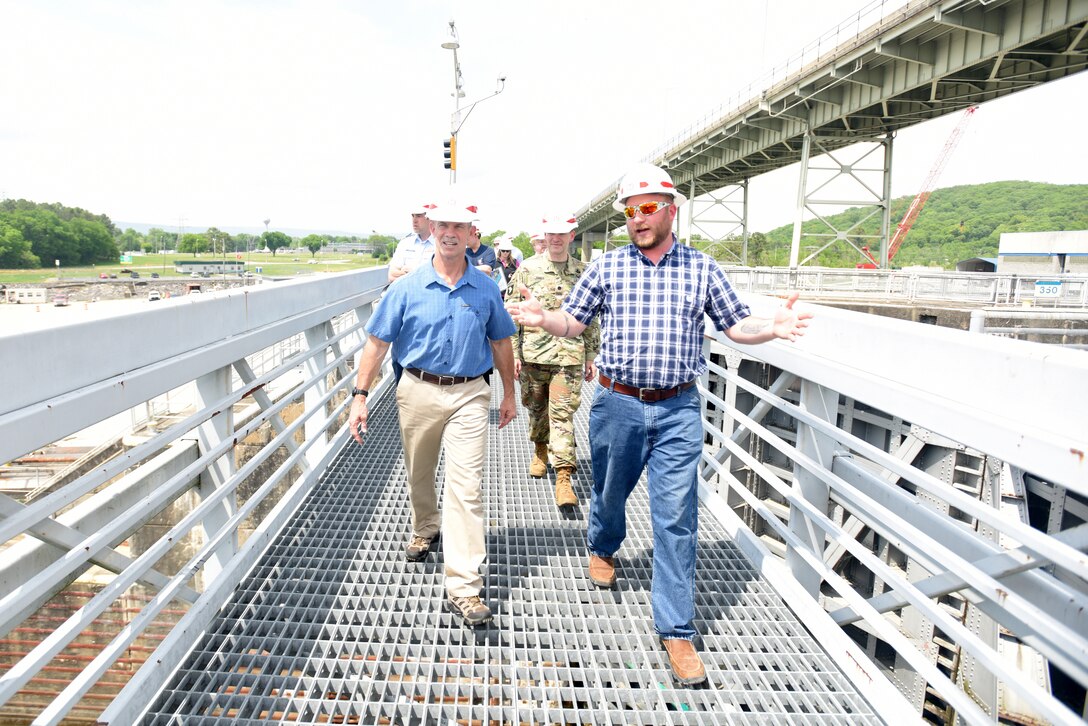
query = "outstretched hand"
xmin=773 ymin=293 xmax=814 ymax=342
xmin=505 ymin=284 xmax=545 ymax=327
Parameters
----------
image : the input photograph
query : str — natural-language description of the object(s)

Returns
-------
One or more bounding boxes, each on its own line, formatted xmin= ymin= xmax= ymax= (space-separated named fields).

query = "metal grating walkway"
xmin=141 ymin=382 xmax=882 ymax=724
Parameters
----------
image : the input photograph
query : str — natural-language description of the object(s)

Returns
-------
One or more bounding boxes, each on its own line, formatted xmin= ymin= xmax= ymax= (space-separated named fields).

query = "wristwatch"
xmin=351 ymin=387 xmax=369 ymax=398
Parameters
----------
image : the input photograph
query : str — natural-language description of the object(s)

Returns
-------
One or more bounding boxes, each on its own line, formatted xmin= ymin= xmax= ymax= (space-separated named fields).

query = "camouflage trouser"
xmin=520 ymin=363 xmax=583 ymax=470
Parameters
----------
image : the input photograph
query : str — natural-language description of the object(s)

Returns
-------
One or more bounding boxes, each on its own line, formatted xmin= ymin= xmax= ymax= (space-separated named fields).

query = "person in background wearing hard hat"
xmin=388 ymin=202 xmax=436 ymax=283
xmin=505 ymin=214 xmax=599 ymax=509
xmin=529 ymin=234 xmax=546 ymax=256
xmin=506 ymin=163 xmax=812 ymax=685
xmin=350 ymin=194 xmax=518 ymax=628
xmin=493 ymin=236 xmax=520 ymax=291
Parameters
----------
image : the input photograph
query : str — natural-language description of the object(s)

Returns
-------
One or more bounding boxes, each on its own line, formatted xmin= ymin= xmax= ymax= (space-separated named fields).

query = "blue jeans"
xmin=587 ymin=383 xmax=703 ymax=640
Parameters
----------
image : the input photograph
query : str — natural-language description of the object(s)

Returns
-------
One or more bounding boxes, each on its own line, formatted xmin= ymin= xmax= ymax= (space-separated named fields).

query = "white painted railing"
xmin=0 ymin=269 xmax=1085 ymax=724
xmin=0 ymin=269 xmax=388 ymax=724
xmin=725 ymin=267 xmax=1088 ymax=308
xmin=698 ymin=295 xmax=1088 ymax=724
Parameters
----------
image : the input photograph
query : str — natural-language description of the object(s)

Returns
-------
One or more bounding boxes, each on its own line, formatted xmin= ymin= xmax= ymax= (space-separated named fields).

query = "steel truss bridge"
xmin=575 ymin=0 xmax=1088 ymax=269
xmin=1 ymin=268 xmax=1086 ymax=724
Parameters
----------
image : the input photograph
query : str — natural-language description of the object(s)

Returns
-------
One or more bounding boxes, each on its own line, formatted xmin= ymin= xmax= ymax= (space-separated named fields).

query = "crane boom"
xmin=858 ymin=105 xmax=978 ymax=268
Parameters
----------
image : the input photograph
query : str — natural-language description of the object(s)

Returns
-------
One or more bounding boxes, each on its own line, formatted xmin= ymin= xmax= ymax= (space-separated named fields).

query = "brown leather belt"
xmin=406 ymin=368 xmax=484 ymax=386
xmin=598 ymin=374 xmax=696 ymax=403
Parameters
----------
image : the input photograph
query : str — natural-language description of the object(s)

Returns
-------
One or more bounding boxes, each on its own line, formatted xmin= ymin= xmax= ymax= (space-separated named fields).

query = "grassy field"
xmin=0 ymin=251 xmax=387 ymax=283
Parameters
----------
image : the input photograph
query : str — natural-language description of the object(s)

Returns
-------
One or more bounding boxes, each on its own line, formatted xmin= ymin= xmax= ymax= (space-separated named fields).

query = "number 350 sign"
xmin=1035 ymin=281 xmax=1062 ymax=298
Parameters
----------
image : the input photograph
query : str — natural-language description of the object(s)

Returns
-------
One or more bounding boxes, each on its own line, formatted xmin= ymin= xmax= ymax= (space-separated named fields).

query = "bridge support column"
xmin=786 ymin=380 xmax=837 ymax=596
xmin=689 ymin=178 xmax=749 ymax=264
xmin=789 ymin=131 xmax=812 ymax=269
xmin=582 ymin=232 xmax=606 ymax=262
xmin=789 ymin=132 xmax=894 ymax=268
xmin=195 ymin=366 xmax=237 ymax=584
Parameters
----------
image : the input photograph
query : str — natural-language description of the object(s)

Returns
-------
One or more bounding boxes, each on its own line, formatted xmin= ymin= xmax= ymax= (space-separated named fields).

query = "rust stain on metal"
xmin=243 ymin=383 xmax=267 ymax=398
xmin=847 ymin=652 xmax=873 ymax=682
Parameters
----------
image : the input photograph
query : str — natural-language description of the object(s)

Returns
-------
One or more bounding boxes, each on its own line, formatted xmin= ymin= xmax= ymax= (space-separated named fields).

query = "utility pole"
xmin=440 ymin=20 xmax=506 ymax=184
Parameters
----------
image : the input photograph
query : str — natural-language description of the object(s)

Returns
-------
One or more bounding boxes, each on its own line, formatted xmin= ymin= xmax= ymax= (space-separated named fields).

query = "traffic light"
xmin=443 ymin=135 xmax=457 ymax=171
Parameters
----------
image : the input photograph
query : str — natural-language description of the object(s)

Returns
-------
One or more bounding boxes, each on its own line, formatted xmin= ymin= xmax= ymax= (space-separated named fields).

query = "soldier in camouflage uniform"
xmin=505 ymin=213 xmax=599 ymax=508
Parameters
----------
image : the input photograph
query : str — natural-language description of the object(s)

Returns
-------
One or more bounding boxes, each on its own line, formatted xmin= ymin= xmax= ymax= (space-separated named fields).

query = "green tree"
xmin=0 ymin=221 xmax=40 ymax=268
xmin=301 ymin=234 xmax=327 ymax=258
xmin=232 ymin=232 xmax=259 ymax=255
xmin=205 ymin=227 xmax=229 ymax=259
xmin=116 ymin=228 xmax=144 ymax=253
xmin=366 ymin=233 xmax=396 ymax=257
xmin=511 ymin=232 xmax=532 ymax=259
xmin=7 ymin=208 xmax=79 ymax=266
xmin=178 ymin=232 xmax=209 ymax=256
xmin=67 ymin=217 xmax=117 ymax=264
xmin=262 ymin=230 xmax=292 ymax=256
xmin=145 ymin=227 xmax=176 ymax=255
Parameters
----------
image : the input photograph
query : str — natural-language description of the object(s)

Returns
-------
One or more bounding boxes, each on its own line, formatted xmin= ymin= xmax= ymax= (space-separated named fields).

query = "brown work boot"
xmin=555 ymin=467 xmax=578 ymax=508
xmin=588 ymin=555 xmax=616 ymax=588
xmin=446 ymin=594 xmax=492 ymax=627
xmin=662 ymin=638 xmax=707 ymax=685
xmin=529 ymin=442 xmax=549 ymax=477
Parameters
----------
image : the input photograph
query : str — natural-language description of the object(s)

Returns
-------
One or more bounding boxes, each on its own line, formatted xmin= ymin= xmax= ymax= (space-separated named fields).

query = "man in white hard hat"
xmin=506 ymin=163 xmax=812 ymax=685
xmin=350 ymin=194 xmax=518 ymax=627
xmin=530 ymin=233 xmax=546 ymax=256
xmin=505 ymin=213 xmax=598 ymax=509
xmin=388 ymin=202 xmax=436 ymax=283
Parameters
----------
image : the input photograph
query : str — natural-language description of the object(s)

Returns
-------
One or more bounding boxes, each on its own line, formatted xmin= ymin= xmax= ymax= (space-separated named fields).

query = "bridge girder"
xmin=576 ymin=0 xmax=1088 ymax=239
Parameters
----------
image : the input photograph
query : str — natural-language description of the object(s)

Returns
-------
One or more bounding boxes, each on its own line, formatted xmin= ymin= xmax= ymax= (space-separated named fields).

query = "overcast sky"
xmin=2 ymin=0 xmax=1086 ymax=239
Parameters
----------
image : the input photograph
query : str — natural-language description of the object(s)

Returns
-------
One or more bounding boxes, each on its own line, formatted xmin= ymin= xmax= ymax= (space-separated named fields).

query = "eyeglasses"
xmin=622 ymin=201 xmax=672 ymax=219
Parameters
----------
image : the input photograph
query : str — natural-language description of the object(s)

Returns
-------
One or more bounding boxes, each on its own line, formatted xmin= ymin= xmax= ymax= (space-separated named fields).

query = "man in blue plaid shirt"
xmin=507 ymin=163 xmax=812 ymax=685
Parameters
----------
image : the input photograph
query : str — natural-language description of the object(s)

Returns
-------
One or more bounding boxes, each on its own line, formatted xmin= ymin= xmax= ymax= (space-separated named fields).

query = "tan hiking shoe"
xmin=662 ymin=638 xmax=707 ymax=685
xmin=555 ymin=467 xmax=578 ymax=507
xmin=405 ymin=533 xmax=437 ymax=562
xmin=588 ymin=555 xmax=616 ymax=588
xmin=529 ymin=442 xmax=549 ymax=477
xmin=446 ymin=594 xmax=492 ymax=626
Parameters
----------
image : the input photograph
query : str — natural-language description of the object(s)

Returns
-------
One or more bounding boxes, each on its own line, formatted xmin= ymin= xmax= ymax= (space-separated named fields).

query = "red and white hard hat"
xmin=541 ymin=212 xmax=578 ymax=234
xmin=411 ymin=202 xmax=437 ymax=216
xmin=429 ymin=197 xmax=479 ymax=224
xmin=612 ymin=163 xmax=686 ymax=212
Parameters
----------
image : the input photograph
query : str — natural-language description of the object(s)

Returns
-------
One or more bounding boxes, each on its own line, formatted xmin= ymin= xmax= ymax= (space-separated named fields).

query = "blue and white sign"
xmin=1035 ymin=280 xmax=1062 ymax=298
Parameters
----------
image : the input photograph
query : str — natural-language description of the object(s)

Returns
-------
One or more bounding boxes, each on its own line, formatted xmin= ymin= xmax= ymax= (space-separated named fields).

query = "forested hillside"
xmin=738 ymin=181 xmax=1087 ymax=268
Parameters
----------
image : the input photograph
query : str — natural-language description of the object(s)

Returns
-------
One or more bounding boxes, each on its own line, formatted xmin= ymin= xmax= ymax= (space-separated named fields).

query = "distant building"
xmin=956 ymin=257 xmax=998 ymax=273
xmin=997 ymin=230 xmax=1088 ymax=274
xmin=173 ymin=260 xmax=245 ymax=275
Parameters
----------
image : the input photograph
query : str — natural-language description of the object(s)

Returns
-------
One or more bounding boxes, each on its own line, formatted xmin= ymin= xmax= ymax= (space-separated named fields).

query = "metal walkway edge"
xmin=140 ymin=382 xmax=883 ymax=725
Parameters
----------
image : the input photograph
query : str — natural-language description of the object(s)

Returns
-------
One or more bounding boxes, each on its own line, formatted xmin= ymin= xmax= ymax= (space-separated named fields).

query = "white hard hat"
xmin=496 ymin=236 xmax=515 ymax=251
xmin=429 ymin=196 xmax=479 ymax=224
xmin=612 ymin=163 xmax=686 ymax=212
xmin=541 ymin=213 xmax=578 ymax=234
xmin=411 ymin=202 xmax=437 ymax=216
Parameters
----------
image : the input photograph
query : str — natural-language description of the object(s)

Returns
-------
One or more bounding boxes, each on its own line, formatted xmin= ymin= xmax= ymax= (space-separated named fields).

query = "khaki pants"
xmin=396 ymin=372 xmax=490 ymax=597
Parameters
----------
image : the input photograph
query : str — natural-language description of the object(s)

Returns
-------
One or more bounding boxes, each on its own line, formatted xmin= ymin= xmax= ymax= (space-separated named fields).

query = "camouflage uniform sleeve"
xmin=505 ymin=267 xmax=525 ymax=360
xmin=581 ymin=316 xmax=600 ymax=361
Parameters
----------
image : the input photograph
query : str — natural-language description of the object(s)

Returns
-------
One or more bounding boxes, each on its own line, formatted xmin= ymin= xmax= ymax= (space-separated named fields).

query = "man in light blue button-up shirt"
xmin=350 ymin=197 xmax=516 ymax=627
xmin=387 ymin=202 xmax=436 ymax=283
